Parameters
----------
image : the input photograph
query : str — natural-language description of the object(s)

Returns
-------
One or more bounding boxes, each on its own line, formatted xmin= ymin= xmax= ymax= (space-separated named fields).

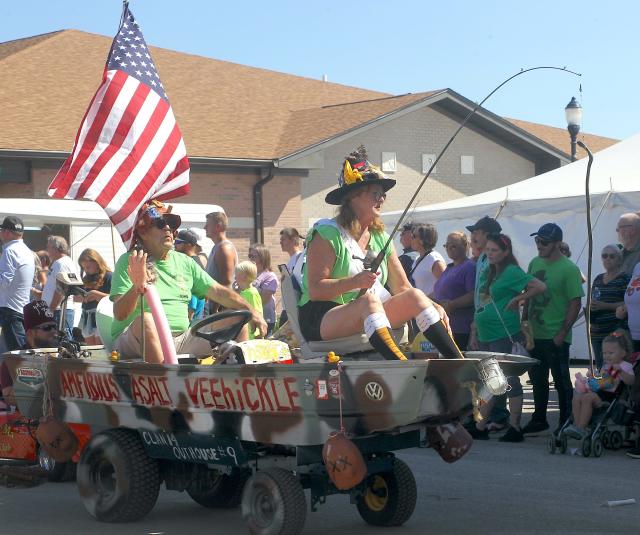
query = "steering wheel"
xmin=189 ymin=309 xmax=252 ymax=347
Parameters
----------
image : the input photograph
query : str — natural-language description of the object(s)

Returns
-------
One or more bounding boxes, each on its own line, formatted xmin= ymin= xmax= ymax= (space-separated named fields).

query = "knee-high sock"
xmin=416 ymin=306 xmax=464 ymax=359
xmin=364 ymin=312 xmax=407 ymax=361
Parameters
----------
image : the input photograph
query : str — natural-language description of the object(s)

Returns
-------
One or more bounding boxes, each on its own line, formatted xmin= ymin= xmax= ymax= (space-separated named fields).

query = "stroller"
xmin=548 ymin=353 xmax=639 ymax=458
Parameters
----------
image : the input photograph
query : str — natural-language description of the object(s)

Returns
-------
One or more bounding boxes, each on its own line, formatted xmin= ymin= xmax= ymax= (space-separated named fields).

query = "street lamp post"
xmin=565 ymin=96 xmax=583 ymax=162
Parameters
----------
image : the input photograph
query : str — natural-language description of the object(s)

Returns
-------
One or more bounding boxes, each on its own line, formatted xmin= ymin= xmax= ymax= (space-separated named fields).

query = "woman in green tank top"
xmin=297 ymin=146 xmax=463 ymax=360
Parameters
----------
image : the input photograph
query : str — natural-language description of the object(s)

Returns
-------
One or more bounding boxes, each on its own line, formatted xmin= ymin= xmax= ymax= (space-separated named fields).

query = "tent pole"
xmin=110 ymin=224 xmax=117 ymax=267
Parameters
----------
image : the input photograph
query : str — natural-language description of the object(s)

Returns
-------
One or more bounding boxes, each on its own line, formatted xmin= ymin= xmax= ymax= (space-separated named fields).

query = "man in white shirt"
xmin=0 ymin=216 xmax=36 ymax=350
xmin=42 ymin=235 xmax=79 ymax=338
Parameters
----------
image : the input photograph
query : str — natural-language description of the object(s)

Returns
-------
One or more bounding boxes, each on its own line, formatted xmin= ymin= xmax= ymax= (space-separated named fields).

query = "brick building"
xmin=0 ymin=30 xmax=617 ymax=270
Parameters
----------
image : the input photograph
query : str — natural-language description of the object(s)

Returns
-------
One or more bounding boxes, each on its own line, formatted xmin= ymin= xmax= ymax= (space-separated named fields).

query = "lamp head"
xmin=565 ymin=96 xmax=583 ymax=130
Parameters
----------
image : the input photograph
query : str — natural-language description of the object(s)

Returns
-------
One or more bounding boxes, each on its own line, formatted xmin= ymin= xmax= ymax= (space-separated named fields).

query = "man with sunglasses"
xmin=1 ymin=300 xmax=59 ymax=407
xmin=521 ymin=223 xmax=584 ymax=436
xmin=110 ymin=201 xmax=266 ymax=363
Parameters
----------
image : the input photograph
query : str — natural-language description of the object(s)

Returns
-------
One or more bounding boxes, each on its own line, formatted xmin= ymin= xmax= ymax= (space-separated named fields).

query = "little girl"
xmin=235 ymin=261 xmax=263 ymax=339
xmin=567 ymin=330 xmax=635 ymax=438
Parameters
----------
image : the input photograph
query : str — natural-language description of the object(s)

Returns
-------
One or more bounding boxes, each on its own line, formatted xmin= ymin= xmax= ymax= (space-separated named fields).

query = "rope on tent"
xmin=68 ymin=221 xmax=109 ymax=249
xmin=493 ymin=187 xmax=509 ymax=220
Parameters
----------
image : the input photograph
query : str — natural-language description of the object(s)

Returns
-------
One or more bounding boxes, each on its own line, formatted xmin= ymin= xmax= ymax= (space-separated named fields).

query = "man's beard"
xmin=34 ymin=333 xmax=59 ymax=348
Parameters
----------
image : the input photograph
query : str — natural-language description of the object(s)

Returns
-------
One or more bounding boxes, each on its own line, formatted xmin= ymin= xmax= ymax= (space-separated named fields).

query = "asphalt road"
xmin=1 ymin=372 xmax=639 ymax=535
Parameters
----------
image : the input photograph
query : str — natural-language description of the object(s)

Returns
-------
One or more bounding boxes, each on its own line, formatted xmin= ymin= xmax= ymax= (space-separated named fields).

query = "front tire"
xmin=241 ymin=467 xmax=307 ymax=535
xmin=356 ymin=458 xmax=417 ymax=527
xmin=77 ymin=428 xmax=160 ymax=522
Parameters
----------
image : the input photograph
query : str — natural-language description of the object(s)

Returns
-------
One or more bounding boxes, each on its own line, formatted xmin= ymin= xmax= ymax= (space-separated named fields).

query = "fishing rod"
xmin=359 ymin=66 xmax=582 ymax=295
xmin=578 ymin=140 xmax=595 ymax=374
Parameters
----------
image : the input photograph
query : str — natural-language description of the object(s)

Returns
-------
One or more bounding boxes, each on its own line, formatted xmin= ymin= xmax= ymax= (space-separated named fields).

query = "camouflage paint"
xmin=2 ymin=349 xmax=535 ymax=447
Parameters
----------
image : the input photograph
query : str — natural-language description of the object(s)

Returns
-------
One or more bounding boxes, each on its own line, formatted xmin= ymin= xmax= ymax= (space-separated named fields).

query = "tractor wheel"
xmin=356 ymin=458 xmax=417 ymax=527
xmin=77 ymin=428 xmax=160 ymax=522
xmin=241 ymin=467 xmax=307 ymax=535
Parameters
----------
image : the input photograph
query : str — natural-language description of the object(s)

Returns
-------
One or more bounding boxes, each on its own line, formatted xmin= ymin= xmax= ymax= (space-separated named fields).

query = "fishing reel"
xmin=352 ymin=249 xmax=377 ymax=270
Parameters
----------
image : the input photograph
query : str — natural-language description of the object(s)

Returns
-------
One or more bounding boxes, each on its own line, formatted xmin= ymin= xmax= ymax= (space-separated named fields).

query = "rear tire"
xmin=559 ymin=434 xmax=568 ymax=454
xmin=188 ymin=468 xmax=250 ymax=508
xmin=592 ymin=437 xmax=603 ymax=457
xmin=77 ymin=428 xmax=160 ymax=522
xmin=547 ymin=435 xmax=557 ymax=454
xmin=241 ymin=467 xmax=307 ymax=535
xmin=610 ymin=431 xmax=623 ymax=450
xmin=356 ymin=458 xmax=417 ymax=527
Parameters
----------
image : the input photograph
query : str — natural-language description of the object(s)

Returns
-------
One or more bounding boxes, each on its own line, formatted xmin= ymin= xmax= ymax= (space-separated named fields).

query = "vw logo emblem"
xmin=364 ymin=381 xmax=384 ymax=401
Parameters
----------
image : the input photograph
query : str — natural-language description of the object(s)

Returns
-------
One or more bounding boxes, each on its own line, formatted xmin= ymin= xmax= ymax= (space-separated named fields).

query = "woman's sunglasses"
xmin=601 ymin=253 xmax=618 ymax=259
xmin=534 ymin=237 xmax=550 ymax=247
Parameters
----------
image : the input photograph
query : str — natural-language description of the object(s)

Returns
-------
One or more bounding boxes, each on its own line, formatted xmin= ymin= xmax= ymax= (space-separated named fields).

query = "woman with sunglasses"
xmin=432 ymin=232 xmax=475 ymax=350
xmin=589 ymin=245 xmax=629 ymax=369
xmin=298 ymin=146 xmax=463 ymax=361
xmin=468 ymin=233 xmax=546 ymax=442
xmin=76 ymin=248 xmax=113 ymax=345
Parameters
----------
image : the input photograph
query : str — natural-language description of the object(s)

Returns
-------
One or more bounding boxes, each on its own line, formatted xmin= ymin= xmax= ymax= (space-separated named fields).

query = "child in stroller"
xmin=565 ymin=331 xmax=635 ymax=442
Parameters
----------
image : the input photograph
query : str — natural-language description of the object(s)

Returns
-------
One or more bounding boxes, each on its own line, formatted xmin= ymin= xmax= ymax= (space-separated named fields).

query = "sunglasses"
xmin=602 ymin=253 xmax=618 ymax=259
xmin=37 ymin=324 xmax=57 ymax=332
xmin=151 ymin=216 xmax=178 ymax=231
xmin=372 ymin=190 xmax=387 ymax=202
xmin=535 ymin=237 xmax=551 ymax=247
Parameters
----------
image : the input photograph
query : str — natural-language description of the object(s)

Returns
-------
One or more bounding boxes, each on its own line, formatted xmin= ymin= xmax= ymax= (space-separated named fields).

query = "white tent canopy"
xmin=0 ymin=198 xmax=221 ymax=268
xmin=382 ymin=133 xmax=640 ymax=358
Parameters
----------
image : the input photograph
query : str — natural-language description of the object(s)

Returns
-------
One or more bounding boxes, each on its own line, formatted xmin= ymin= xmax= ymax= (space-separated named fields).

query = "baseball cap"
xmin=466 ymin=216 xmax=501 ymax=234
xmin=175 ymin=229 xmax=199 ymax=246
xmin=0 ymin=216 xmax=24 ymax=232
xmin=23 ymin=300 xmax=56 ymax=331
xmin=530 ymin=223 xmax=563 ymax=242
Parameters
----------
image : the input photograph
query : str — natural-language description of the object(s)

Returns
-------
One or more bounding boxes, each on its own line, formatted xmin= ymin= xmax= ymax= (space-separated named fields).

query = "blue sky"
xmin=3 ymin=0 xmax=638 ymax=141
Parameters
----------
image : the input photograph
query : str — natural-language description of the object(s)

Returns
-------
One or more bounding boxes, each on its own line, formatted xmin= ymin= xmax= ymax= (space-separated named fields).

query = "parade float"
xmin=0 ymin=272 xmax=535 ymax=534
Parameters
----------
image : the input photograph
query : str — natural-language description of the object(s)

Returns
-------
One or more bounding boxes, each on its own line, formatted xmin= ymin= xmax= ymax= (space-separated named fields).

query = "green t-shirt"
xmin=475 ymin=264 xmax=533 ymax=343
xmin=240 ymin=286 xmax=262 ymax=339
xmin=110 ymin=250 xmax=214 ymax=340
xmin=527 ymin=255 xmax=584 ymax=343
xmin=298 ymin=222 xmax=393 ymax=306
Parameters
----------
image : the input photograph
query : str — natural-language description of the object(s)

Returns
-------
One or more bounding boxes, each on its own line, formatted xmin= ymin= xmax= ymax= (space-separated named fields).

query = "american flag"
xmin=48 ymin=3 xmax=190 ymax=248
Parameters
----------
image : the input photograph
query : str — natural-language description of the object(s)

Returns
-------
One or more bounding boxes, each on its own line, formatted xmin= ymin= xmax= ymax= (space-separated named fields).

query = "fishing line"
xmin=363 ymin=66 xmax=582 ymax=285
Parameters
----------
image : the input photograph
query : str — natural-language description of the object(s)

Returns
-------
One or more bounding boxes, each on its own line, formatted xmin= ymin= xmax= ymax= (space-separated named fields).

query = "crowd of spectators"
xmin=3 ymin=202 xmax=640 ymax=457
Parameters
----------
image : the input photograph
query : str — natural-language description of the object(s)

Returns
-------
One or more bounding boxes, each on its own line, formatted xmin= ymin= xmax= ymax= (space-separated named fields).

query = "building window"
xmin=461 ymin=155 xmax=474 ymax=175
xmin=0 ymin=159 xmax=30 ymax=183
xmin=381 ymin=152 xmax=396 ymax=173
xmin=422 ymin=154 xmax=437 ymax=174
